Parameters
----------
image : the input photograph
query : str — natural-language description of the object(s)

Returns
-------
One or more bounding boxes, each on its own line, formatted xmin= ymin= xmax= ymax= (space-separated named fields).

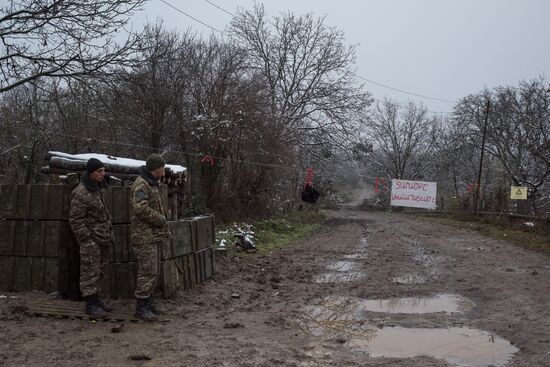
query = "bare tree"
xmin=229 ymin=4 xmax=371 ymax=155
xmin=0 ymin=0 xmax=146 ymax=93
xmin=364 ymin=99 xmax=437 ymax=180
xmin=106 ymin=23 xmax=190 ymax=151
xmin=454 ymin=78 xmax=550 ymax=214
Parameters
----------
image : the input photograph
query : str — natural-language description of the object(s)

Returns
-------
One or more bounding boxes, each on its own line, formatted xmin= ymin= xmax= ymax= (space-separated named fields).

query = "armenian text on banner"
xmin=391 ymin=179 xmax=437 ymax=209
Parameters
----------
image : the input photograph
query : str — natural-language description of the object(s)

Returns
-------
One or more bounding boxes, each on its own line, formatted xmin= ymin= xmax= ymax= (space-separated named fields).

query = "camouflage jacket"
xmin=130 ymin=166 xmax=169 ymax=244
xmin=69 ymin=174 xmax=113 ymax=246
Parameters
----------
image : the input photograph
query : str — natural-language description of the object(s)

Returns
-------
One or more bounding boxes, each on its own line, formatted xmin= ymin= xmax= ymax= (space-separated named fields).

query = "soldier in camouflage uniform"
xmin=130 ymin=154 xmax=170 ymax=321
xmin=69 ymin=158 xmax=114 ymax=318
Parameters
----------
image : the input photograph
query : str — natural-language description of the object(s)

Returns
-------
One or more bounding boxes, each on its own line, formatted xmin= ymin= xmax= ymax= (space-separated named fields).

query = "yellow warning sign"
xmin=510 ymin=186 xmax=528 ymax=200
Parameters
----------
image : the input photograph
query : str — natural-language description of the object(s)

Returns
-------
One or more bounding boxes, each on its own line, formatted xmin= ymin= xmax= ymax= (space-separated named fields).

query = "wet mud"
xmin=1 ymin=208 xmax=549 ymax=366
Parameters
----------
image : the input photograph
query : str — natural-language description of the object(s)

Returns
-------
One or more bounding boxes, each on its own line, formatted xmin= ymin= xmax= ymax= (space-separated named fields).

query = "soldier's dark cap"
xmin=86 ymin=158 xmax=105 ymax=174
xmin=146 ymin=154 xmax=165 ymax=171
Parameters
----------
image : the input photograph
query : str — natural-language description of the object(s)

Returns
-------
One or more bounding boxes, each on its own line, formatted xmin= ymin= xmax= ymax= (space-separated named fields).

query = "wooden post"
xmin=473 ymin=99 xmax=490 ymax=215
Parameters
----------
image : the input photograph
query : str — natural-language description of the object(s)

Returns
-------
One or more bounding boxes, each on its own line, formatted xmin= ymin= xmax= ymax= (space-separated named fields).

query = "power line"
xmin=158 ymin=1 xmax=454 ymax=108
xmin=158 ymin=0 xmax=226 ymax=34
xmin=372 ymin=97 xmax=452 ymax=115
xmin=201 ymin=0 xmax=235 ymax=17
xmin=356 ymin=75 xmax=456 ymax=104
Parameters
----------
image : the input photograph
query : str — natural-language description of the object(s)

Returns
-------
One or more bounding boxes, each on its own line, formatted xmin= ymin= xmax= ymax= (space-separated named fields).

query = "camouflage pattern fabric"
xmin=69 ymin=177 xmax=113 ymax=246
xmin=130 ymin=171 xmax=169 ymax=245
xmin=69 ymin=174 xmax=113 ymax=297
xmin=132 ymin=242 xmax=161 ymax=299
xmin=79 ymin=238 xmax=110 ymax=297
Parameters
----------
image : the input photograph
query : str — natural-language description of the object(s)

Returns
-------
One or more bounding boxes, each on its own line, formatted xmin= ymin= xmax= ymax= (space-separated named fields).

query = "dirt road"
xmin=1 ymin=208 xmax=549 ymax=366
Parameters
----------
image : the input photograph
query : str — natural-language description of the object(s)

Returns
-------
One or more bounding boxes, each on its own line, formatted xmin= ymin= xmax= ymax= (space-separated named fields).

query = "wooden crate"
xmin=0 ymin=221 xmax=16 ymax=256
xmin=44 ymin=258 xmax=69 ymax=294
xmin=181 ymin=254 xmax=196 ymax=290
xmin=99 ymin=263 xmax=113 ymax=299
xmin=174 ymin=257 xmax=188 ymax=290
xmin=43 ymin=221 xmax=73 ymax=259
xmin=30 ymin=257 xmax=45 ymax=291
xmin=194 ymin=250 xmax=204 ymax=284
xmin=167 ymin=220 xmax=195 ymax=259
xmin=194 ymin=216 xmax=215 ymax=251
xmin=0 ymin=256 xmax=15 ymax=291
xmin=204 ymin=246 xmax=214 ymax=280
xmin=1 ymin=221 xmax=74 ymax=258
xmin=0 ymin=184 xmax=73 ymax=220
xmin=13 ymin=256 xmax=32 ymax=291
xmin=187 ymin=253 xmax=196 ymax=288
xmin=30 ymin=185 xmax=73 ymax=220
xmin=0 ymin=184 xmax=18 ymax=220
xmin=110 ymin=186 xmax=131 ymax=224
xmin=111 ymin=224 xmax=130 ymax=263
xmin=161 ymin=258 xmax=181 ymax=298
xmin=193 ymin=247 xmax=215 ymax=284
xmin=115 ymin=262 xmax=135 ymax=299
xmin=98 ymin=262 xmax=137 ymax=299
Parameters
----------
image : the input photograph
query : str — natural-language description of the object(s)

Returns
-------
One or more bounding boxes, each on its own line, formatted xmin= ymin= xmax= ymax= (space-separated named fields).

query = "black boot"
xmin=97 ymin=297 xmax=114 ymax=312
xmin=84 ymin=294 xmax=107 ymax=318
xmin=147 ymin=298 xmax=163 ymax=315
xmin=135 ymin=298 xmax=157 ymax=322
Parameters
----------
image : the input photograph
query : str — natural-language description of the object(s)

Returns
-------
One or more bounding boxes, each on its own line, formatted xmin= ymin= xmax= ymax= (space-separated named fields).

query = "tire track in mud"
xmin=1 ymin=209 xmax=548 ymax=366
xmin=298 ymin=209 xmax=549 ymax=367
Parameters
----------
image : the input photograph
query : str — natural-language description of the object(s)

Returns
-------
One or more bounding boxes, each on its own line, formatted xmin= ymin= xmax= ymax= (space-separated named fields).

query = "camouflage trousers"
xmin=132 ymin=242 xmax=161 ymax=299
xmin=79 ymin=239 xmax=110 ymax=297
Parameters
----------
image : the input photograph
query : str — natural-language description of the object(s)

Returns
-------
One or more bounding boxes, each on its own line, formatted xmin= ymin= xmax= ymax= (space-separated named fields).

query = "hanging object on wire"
xmin=301 ymin=168 xmax=320 ymax=203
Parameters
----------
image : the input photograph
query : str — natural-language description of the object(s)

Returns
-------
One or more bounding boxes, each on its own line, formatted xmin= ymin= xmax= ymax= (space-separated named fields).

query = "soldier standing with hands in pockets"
xmin=130 ymin=154 xmax=170 ymax=321
xmin=69 ymin=158 xmax=114 ymax=318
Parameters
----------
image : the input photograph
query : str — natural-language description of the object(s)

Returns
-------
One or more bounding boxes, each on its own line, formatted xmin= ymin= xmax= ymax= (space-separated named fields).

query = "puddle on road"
xmin=326 ymin=261 xmax=356 ymax=272
xmin=413 ymin=254 xmax=449 ymax=266
xmin=300 ymin=297 xmax=517 ymax=367
xmin=392 ymin=274 xmax=427 ymax=285
xmin=359 ymin=294 xmax=474 ymax=314
xmin=343 ymin=252 xmax=368 ymax=260
xmin=304 ymin=294 xmax=473 ymax=317
xmin=348 ymin=327 xmax=518 ymax=367
xmin=313 ymin=272 xmax=367 ymax=283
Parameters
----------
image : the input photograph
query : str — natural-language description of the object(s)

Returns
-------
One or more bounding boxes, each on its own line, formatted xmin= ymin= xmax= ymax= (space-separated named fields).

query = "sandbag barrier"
xmin=0 ymin=184 xmax=215 ymax=299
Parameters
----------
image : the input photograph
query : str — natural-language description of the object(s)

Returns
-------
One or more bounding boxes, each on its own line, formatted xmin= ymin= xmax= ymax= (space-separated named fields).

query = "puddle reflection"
xmin=392 ymin=274 xmax=427 ymax=284
xmin=348 ymin=326 xmax=518 ymax=367
xmin=413 ymin=254 xmax=448 ymax=266
xmin=313 ymin=272 xmax=367 ymax=283
xmin=326 ymin=261 xmax=356 ymax=272
xmin=359 ymin=294 xmax=474 ymax=314
xmin=343 ymin=253 xmax=368 ymax=260
xmin=300 ymin=297 xmax=517 ymax=367
xmin=299 ymin=296 xmax=376 ymax=339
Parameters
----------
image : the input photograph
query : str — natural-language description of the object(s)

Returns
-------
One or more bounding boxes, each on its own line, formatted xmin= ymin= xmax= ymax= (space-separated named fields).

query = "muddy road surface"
xmin=1 ymin=208 xmax=549 ymax=366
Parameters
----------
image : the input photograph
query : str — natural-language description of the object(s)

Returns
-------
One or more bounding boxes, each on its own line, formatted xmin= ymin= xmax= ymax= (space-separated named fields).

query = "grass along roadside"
xmin=215 ymin=210 xmax=327 ymax=255
xmin=416 ymin=213 xmax=550 ymax=255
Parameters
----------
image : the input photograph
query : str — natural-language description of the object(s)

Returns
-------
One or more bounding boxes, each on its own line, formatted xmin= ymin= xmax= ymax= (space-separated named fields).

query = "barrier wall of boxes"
xmin=0 ymin=184 xmax=215 ymax=299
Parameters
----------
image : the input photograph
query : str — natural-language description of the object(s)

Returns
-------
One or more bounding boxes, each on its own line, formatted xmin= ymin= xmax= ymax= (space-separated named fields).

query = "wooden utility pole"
xmin=473 ymin=99 xmax=490 ymax=215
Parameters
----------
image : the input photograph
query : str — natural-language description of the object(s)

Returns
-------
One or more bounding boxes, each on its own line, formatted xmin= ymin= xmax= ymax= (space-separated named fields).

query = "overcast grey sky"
xmin=130 ymin=0 xmax=550 ymax=114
